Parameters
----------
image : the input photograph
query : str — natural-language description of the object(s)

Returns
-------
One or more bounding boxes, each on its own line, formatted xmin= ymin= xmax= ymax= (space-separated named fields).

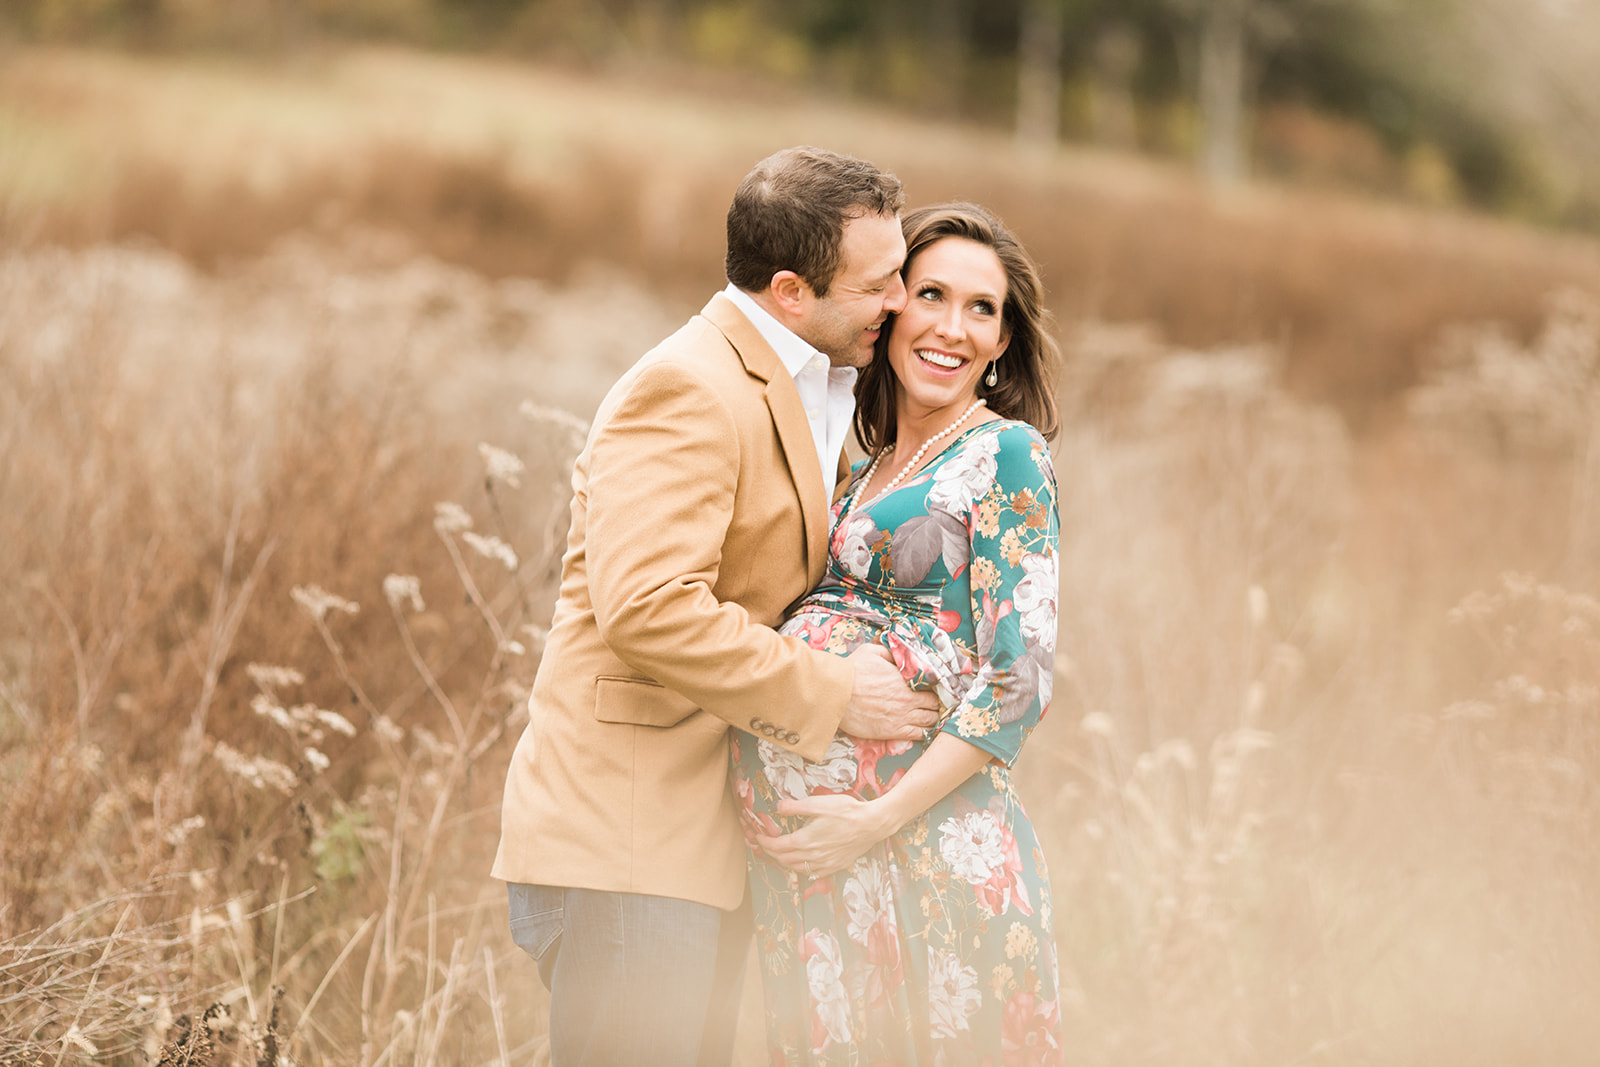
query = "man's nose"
xmin=882 ymin=274 xmax=908 ymax=314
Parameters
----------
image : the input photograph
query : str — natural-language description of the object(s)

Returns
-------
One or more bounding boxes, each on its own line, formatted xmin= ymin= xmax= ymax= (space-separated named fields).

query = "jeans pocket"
xmin=507 ymin=883 xmax=564 ymax=988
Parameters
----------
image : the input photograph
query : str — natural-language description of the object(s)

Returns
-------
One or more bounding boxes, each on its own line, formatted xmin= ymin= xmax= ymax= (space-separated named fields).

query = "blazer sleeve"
xmin=584 ymin=358 xmax=850 ymax=761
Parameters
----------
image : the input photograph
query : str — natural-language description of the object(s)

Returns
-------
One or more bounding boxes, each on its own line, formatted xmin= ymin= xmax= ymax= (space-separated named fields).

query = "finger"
xmin=855 ymin=643 xmax=894 ymax=663
xmin=774 ymin=797 xmax=828 ymax=819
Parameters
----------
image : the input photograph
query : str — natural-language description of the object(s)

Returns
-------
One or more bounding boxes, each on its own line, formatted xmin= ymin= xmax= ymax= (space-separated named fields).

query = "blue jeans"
xmin=507 ymin=883 xmax=751 ymax=1067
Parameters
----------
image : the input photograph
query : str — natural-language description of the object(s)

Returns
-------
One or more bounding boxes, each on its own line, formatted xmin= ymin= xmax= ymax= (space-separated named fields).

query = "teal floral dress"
xmin=732 ymin=419 xmax=1064 ymax=1066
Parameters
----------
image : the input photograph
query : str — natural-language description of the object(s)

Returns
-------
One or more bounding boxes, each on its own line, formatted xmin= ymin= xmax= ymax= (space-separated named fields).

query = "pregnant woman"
xmin=733 ymin=202 xmax=1065 ymax=1065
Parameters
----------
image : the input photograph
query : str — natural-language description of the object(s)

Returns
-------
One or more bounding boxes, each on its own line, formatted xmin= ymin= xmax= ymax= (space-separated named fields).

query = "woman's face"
xmin=886 ymin=236 xmax=1011 ymax=421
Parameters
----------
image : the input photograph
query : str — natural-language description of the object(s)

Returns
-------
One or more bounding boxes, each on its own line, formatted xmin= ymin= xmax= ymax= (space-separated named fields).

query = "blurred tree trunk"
xmin=1090 ymin=22 xmax=1142 ymax=149
xmin=1197 ymin=0 xmax=1249 ymax=184
xmin=927 ymin=0 xmax=969 ymax=114
xmin=1016 ymin=0 xmax=1065 ymax=150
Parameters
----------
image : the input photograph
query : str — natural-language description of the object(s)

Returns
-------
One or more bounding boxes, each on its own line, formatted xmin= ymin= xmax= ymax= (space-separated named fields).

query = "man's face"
xmin=793 ymin=212 xmax=908 ymax=368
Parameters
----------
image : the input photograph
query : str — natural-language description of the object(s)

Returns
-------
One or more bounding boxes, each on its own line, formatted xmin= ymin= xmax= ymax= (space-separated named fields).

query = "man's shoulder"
xmin=630 ymin=305 xmax=752 ymax=388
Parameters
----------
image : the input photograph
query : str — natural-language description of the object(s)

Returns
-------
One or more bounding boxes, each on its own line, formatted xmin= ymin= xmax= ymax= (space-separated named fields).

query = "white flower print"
xmin=760 ymin=735 xmax=857 ymax=801
xmin=805 ymin=930 xmax=853 ymax=1049
xmin=837 ymin=513 xmax=878 ymax=579
xmin=938 ymin=810 xmax=1008 ymax=885
xmin=927 ymin=948 xmax=983 ymax=1039
xmin=1012 ymin=550 xmax=1058 ymax=653
xmin=927 ymin=432 xmax=1000 ymax=514
xmin=843 ymin=855 xmax=895 ymax=947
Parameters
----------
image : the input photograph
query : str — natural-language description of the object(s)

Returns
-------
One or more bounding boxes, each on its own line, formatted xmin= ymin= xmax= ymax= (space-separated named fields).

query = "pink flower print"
xmin=852 ymin=736 xmax=913 ymax=796
xmin=761 ymin=735 xmax=857 ymax=801
xmin=1001 ymin=991 xmax=1062 ymax=1067
xmin=1013 ymin=551 xmax=1057 ymax=654
xmin=937 ymin=810 xmax=1034 ymax=918
xmin=927 ymin=948 xmax=983 ymax=1039
xmin=843 ymin=856 xmax=903 ymax=1005
xmin=803 ymin=930 xmax=852 ymax=1052
xmin=735 ymin=772 xmax=781 ymax=848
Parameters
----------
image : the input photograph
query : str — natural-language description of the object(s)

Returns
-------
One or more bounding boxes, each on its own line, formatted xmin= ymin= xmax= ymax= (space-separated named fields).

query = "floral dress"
xmin=732 ymin=419 xmax=1063 ymax=1066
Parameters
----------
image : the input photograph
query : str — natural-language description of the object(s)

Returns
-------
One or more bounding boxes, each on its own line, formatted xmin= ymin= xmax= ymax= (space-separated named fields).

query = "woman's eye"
xmin=917 ymin=286 xmax=941 ymax=301
xmin=975 ymin=300 xmax=997 ymax=315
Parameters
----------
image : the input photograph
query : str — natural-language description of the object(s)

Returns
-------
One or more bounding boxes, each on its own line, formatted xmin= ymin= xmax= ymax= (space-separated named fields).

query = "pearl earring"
xmin=985 ymin=361 xmax=999 ymax=388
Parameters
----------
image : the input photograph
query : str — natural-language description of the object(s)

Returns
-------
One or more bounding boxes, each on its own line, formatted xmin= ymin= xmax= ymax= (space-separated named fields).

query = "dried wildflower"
xmin=383 ymin=573 xmax=425 ymax=613
xmin=61 ymin=1025 xmax=97 ymax=1055
xmin=304 ymin=748 xmax=330 ymax=773
xmin=164 ymin=815 xmax=207 ymax=846
xmin=478 ymin=442 xmax=525 ymax=488
xmin=313 ymin=708 xmax=357 ymax=737
xmin=291 ymin=585 xmax=359 ymax=622
xmin=212 ymin=741 xmax=298 ymax=794
xmin=374 ymin=715 xmax=405 ymax=745
xmin=247 ymin=664 xmax=305 ymax=691
xmin=463 ymin=531 xmax=519 ymax=570
xmin=1080 ymin=711 xmax=1115 ymax=738
xmin=433 ymin=501 xmax=474 ymax=534
xmin=520 ymin=400 xmax=592 ymax=444
xmin=251 ymin=693 xmax=296 ymax=734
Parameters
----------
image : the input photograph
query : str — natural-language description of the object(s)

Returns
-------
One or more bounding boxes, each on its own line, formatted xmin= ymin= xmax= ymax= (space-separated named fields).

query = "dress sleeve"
xmin=940 ymin=424 xmax=1059 ymax=765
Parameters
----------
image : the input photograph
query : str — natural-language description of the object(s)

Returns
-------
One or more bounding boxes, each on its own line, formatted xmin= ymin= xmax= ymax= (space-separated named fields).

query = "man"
xmin=494 ymin=147 xmax=940 ymax=1065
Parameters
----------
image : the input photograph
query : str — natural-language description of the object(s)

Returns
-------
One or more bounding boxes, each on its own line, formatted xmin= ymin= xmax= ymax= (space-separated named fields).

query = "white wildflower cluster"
xmin=373 ymin=715 xmax=405 ymax=745
xmin=243 ymin=660 xmax=354 ymax=781
xmin=212 ymin=740 xmax=298 ymax=794
xmin=463 ymin=531 xmax=519 ymax=570
xmin=250 ymin=693 xmax=357 ymax=744
xmin=520 ymin=400 xmax=591 ymax=450
xmin=433 ymin=501 xmax=474 ymax=534
xmin=383 ymin=573 xmax=426 ymax=613
xmin=478 ymin=442 xmax=525 ymax=488
xmin=246 ymin=664 xmax=305 ymax=690
xmin=164 ymin=814 xmax=207 ymax=846
xmin=291 ymin=585 xmax=360 ymax=622
xmin=410 ymin=725 xmax=457 ymax=762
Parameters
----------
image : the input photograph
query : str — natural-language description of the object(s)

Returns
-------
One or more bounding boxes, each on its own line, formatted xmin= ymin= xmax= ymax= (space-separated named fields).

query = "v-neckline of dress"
xmin=845 ymin=419 xmax=1000 ymax=518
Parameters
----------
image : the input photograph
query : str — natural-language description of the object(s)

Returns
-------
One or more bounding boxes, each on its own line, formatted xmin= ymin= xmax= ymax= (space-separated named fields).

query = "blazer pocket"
xmin=594 ymin=675 xmax=702 ymax=729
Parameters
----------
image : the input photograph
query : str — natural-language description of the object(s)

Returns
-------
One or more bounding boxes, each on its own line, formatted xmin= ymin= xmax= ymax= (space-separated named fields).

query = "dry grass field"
xmin=2 ymin=45 xmax=1600 ymax=1065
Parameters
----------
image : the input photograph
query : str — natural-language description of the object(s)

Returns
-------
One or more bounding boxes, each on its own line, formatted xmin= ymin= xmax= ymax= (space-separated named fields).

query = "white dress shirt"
xmin=722 ymin=284 xmax=858 ymax=502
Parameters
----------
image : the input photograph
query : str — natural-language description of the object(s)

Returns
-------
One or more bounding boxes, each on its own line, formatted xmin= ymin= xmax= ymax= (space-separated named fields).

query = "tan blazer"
xmin=493 ymin=293 xmax=855 ymax=911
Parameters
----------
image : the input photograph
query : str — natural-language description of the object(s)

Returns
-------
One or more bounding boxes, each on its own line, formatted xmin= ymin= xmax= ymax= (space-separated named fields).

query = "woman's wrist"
xmin=868 ymin=790 xmax=915 ymax=841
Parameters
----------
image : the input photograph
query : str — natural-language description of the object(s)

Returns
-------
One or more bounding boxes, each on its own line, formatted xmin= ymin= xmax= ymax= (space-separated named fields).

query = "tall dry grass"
xmin=0 ymin=237 xmax=677 ymax=1062
xmin=4 ymin=234 xmax=1598 ymax=1064
xmin=3 ymin=44 xmax=1600 ymax=1067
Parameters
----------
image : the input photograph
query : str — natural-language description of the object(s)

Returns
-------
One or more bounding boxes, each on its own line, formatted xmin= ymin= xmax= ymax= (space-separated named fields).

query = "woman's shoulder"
xmin=972 ymin=418 xmax=1055 ymax=481
xmin=974 ymin=417 xmax=1049 ymax=452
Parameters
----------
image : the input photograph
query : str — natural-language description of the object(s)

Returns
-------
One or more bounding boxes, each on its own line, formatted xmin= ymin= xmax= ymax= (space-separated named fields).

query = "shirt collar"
xmin=722 ymin=284 xmax=826 ymax=380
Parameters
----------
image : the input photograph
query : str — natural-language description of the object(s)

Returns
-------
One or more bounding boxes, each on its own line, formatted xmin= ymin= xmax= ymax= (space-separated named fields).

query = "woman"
xmin=733 ymin=202 xmax=1064 ymax=1065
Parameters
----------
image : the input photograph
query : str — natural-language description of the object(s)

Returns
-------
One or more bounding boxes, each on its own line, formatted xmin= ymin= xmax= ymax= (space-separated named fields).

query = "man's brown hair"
xmin=725 ymin=146 xmax=905 ymax=299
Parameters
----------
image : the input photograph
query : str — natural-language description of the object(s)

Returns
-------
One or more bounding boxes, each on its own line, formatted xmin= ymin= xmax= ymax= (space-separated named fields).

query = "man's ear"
xmin=768 ymin=271 xmax=811 ymax=317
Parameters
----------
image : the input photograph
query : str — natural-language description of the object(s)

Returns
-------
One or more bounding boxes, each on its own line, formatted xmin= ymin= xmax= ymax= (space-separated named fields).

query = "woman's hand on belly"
xmin=754 ymin=793 xmax=901 ymax=880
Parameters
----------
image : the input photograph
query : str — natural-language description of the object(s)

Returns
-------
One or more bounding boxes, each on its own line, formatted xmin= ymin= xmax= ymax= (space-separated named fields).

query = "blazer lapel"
xmin=701 ymin=294 xmax=831 ymax=584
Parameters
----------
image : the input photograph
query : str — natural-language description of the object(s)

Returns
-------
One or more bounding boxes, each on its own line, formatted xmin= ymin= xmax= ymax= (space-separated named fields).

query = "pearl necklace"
xmin=857 ymin=398 xmax=986 ymax=503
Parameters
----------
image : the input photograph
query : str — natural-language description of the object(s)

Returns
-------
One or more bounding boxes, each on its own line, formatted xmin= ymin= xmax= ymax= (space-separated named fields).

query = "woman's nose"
xmin=935 ymin=305 xmax=964 ymax=340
